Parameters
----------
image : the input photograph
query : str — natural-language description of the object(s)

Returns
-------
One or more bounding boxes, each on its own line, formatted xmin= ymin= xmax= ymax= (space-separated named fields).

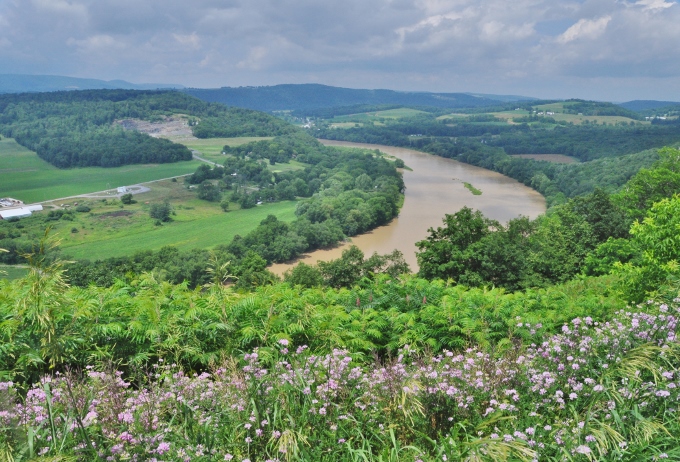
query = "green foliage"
xmin=149 ymin=201 xmax=172 ymax=222
xmin=0 ymin=89 xmax=295 ymax=169
xmin=196 ymin=181 xmax=221 ymax=202
xmin=120 ymin=193 xmax=135 ymax=205
xmin=615 ymin=194 xmax=680 ymax=301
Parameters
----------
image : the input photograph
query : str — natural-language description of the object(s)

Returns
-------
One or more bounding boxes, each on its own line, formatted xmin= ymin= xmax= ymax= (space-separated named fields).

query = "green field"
xmin=0 ymin=138 xmax=204 ymax=203
xmin=173 ymin=137 xmax=273 ymax=164
xmin=60 ymin=200 xmax=298 ymax=260
xmin=0 ymin=265 xmax=28 ymax=281
xmin=373 ymin=108 xmax=426 ymax=118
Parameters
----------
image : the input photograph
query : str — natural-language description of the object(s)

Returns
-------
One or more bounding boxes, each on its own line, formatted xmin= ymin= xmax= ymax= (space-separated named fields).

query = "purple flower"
xmin=156 ymin=442 xmax=170 ymax=455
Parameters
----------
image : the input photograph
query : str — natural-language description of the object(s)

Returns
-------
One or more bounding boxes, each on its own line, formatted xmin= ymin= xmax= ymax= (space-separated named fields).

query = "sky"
xmin=1 ymin=0 xmax=679 ymax=101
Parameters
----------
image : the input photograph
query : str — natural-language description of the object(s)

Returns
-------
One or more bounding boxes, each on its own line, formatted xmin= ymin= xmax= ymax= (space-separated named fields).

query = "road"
xmin=31 ymin=153 xmax=215 ymax=207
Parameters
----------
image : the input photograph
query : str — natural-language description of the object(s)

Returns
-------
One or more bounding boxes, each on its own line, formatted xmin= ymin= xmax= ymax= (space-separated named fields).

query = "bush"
xmin=120 ymin=193 xmax=135 ymax=205
xmin=149 ymin=201 xmax=172 ymax=222
xmin=75 ymin=205 xmax=91 ymax=213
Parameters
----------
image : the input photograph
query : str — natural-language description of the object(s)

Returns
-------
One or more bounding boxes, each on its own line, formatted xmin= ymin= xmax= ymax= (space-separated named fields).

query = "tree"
xmin=120 ymin=193 xmax=135 ymax=205
xmin=220 ymin=200 xmax=230 ymax=212
xmin=197 ymin=181 xmax=222 ymax=202
xmin=616 ymin=195 xmax=680 ymax=301
xmin=416 ymin=207 xmax=496 ymax=282
xmin=149 ymin=201 xmax=172 ymax=222
xmin=284 ymin=262 xmax=324 ymax=288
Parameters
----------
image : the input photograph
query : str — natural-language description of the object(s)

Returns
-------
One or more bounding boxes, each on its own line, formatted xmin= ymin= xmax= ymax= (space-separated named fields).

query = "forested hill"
xmin=0 ymin=90 xmax=295 ymax=168
xmin=0 ymin=73 xmax=183 ymax=93
xmin=183 ymin=84 xmax=532 ymax=112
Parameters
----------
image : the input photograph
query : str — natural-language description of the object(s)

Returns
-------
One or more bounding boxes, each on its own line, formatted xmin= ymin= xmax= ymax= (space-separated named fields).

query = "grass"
xmin=17 ymin=178 xmax=297 ymax=261
xmin=462 ymin=182 xmax=482 ymax=195
xmin=0 ymin=138 xmax=204 ymax=203
xmin=373 ymin=108 xmax=426 ymax=118
xmin=59 ymin=198 xmax=298 ymax=261
xmin=0 ymin=265 xmax=28 ymax=280
xmin=171 ymin=137 xmax=273 ymax=164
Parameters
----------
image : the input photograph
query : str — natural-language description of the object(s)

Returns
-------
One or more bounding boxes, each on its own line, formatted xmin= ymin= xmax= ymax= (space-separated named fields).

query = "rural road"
xmin=31 ymin=153 xmax=216 ymax=207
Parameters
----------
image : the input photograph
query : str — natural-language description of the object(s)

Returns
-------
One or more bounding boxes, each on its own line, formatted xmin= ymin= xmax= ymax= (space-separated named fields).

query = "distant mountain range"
xmin=183 ymin=84 xmax=537 ymax=112
xmin=2 ymin=75 xmax=677 ymax=115
xmin=0 ymin=74 xmax=183 ymax=93
xmin=617 ymin=100 xmax=680 ymax=112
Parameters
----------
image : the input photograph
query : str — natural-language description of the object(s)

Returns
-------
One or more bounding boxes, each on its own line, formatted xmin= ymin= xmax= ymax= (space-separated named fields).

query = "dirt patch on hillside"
xmin=98 ymin=210 xmax=134 ymax=218
xmin=115 ymin=116 xmax=194 ymax=138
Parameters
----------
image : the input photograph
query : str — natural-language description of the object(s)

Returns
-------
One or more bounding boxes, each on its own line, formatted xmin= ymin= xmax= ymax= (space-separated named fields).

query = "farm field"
xmin=171 ymin=136 xmax=273 ymax=164
xmin=57 ymin=192 xmax=298 ymax=260
xmin=373 ymin=108 xmax=426 ymax=118
xmin=0 ymin=138 xmax=204 ymax=203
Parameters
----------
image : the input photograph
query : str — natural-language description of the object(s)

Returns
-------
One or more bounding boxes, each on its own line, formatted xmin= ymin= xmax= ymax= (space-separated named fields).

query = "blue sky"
xmin=1 ymin=0 xmax=679 ymax=101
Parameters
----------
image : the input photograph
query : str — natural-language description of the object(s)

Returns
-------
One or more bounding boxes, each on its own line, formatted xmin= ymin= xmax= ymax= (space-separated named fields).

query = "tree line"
xmin=0 ymin=89 xmax=295 ymax=168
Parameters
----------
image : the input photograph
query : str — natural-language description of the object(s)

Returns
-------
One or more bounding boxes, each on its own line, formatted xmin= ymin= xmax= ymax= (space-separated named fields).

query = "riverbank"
xmin=270 ymin=141 xmax=545 ymax=275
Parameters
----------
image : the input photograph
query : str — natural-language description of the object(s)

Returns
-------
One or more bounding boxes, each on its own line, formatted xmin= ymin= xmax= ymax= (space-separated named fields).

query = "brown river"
xmin=269 ymin=141 xmax=546 ymax=275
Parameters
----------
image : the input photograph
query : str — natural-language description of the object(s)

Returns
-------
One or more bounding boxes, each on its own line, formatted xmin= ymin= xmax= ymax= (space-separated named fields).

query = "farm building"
xmin=0 ymin=205 xmax=43 ymax=220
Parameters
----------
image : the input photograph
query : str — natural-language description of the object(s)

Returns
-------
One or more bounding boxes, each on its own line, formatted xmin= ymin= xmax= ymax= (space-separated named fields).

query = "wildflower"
xmin=224 ymin=455 xmax=233 ymax=461
xmin=586 ymin=435 xmax=596 ymax=443
xmin=338 ymin=438 xmax=346 ymax=444
xmin=156 ymin=442 xmax=170 ymax=455
xmin=278 ymin=339 xmax=289 ymax=346
xmin=544 ymin=425 xmax=552 ymax=431
xmin=593 ymin=385 xmax=604 ymax=392
xmin=575 ymin=445 xmax=591 ymax=454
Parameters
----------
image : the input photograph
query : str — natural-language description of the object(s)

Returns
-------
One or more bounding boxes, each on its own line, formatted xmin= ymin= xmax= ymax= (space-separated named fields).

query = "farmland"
xmin=0 ymin=137 xmax=204 ymax=203
xmin=59 ymin=197 xmax=298 ymax=260
xmin=172 ymin=136 xmax=273 ymax=164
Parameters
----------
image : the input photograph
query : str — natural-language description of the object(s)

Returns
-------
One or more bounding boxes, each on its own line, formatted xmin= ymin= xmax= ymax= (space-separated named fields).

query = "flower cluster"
xmin=1 ymin=300 xmax=679 ymax=461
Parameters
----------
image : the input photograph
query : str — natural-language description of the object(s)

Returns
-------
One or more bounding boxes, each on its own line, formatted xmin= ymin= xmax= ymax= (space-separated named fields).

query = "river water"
xmin=269 ymin=141 xmax=546 ymax=275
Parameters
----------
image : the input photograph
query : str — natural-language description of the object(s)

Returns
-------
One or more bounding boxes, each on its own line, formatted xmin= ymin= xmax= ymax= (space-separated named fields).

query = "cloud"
xmin=0 ymin=0 xmax=678 ymax=100
xmin=557 ymin=16 xmax=611 ymax=43
xmin=634 ymin=0 xmax=675 ymax=10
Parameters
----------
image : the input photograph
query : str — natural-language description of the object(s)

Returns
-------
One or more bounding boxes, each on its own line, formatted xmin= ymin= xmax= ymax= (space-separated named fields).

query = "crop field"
xmin=373 ymin=108 xmax=426 ymax=118
xmin=54 ymin=189 xmax=298 ymax=260
xmin=0 ymin=138 xmax=204 ymax=203
xmin=172 ymin=136 xmax=273 ymax=164
xmin=435 ymin=113 xmax=473 ymax=120
xmin=329 ymin=122 xmax=363 ymax=129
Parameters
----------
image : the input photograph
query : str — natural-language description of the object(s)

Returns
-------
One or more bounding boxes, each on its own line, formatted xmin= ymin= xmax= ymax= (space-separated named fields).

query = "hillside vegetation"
xmin=0 ymin=90 xmax=293 ymax=168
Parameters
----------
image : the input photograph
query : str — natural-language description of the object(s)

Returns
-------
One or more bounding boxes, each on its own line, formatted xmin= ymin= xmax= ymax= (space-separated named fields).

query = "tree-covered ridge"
xmin=0 ymin=90 xmax=294 ymax=168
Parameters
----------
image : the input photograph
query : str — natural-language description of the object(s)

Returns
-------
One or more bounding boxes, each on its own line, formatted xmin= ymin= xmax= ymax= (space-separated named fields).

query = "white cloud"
xmin=0 ymin=0 xmax=679 ymax=100
xmin=173 ymin=33 xmax=201 ymax=49
xmin=557 ymin=16 xmax=611 ymax=43
xmin=634 ymin=0 xmax=675 ymax=10
xmin=66 ymin=34 xmax=122 ymax=53
xmin=236 ymin=46 xmax=268 ymax=70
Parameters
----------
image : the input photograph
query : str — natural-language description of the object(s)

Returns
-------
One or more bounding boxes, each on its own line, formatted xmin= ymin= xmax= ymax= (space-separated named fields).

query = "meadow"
xmin=0 ymin=138 xmax=204 ymax=203
xmin=171 ymin=136 xmax=273 ymax=164
xmin=44 ymin=182 xmax=299 ymax=260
